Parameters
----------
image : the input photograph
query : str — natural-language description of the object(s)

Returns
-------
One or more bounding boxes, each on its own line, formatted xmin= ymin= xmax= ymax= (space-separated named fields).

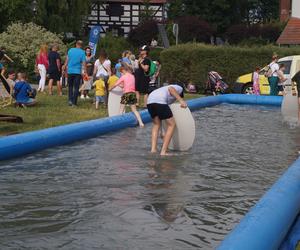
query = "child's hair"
xmin=255 ymin=66 xmax=260 ymax=71
xmin=111 ymin=67 xmax=116 ymax=75
xmin=119 ymin=66 xmax=126 ymax=73
xmin=18 ymin=72 xmax=27 ymax=80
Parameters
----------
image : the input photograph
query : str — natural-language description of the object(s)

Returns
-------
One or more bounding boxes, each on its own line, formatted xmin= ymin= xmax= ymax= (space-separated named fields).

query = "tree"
xmin=0 ymin=0 xmax=91 ymax=35
xmin=0 ymin=0 xmax=33 ymax=32
xmin=139 ymin=0 xmax=155 ymax=23
xmin=0 ymin=22 xmax=67 ymax=71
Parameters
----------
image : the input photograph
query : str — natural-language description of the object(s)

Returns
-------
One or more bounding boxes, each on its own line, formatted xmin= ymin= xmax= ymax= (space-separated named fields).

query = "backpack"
xmin=145 ymin=60 xmax=157 ymax=77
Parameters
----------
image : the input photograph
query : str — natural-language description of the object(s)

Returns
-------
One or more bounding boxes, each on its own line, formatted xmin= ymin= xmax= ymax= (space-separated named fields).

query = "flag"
xmin=88 ymin=26 xmax=101 ymax=56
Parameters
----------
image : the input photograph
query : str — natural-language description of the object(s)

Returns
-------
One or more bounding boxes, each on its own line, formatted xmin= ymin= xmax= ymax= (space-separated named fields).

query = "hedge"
xmin=160 ymin=43 xmax=300 ymax=91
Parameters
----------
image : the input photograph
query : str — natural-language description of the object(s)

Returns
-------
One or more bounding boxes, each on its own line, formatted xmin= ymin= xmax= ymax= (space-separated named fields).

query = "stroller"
xmin=205 ymin=71 xmax=229 ymax=95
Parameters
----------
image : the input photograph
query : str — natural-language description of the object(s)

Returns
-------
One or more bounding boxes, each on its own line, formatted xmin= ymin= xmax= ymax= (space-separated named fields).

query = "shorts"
xmin=48 ymin=70 xmax=61 ymax=81
xmin=121 ymin=92 xmax=137 ymax=105
xmin=96 ymin=95 xmax=105 ymax=103
xmin=147 ymin=103 xmax=173 ymax=120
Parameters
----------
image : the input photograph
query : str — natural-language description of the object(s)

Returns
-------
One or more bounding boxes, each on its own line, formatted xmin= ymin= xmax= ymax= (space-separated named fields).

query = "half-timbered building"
xmin=86 ymin=0 xmax=167 ymax=37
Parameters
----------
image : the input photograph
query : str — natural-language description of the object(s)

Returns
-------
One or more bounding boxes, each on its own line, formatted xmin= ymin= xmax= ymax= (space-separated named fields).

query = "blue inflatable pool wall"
xmin=2 ymin=93 xmax=300 ymax=250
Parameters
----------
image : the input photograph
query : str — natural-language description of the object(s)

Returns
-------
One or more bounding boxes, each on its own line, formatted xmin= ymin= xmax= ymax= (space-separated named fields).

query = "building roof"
xmin=277 ymin=17 xmax=300 ymax=45
xmin=102 ymin=0 xmax=167 ymax=3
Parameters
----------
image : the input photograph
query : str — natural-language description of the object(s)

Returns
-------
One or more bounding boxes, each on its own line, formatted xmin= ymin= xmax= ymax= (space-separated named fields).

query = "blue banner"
xmin=88 ymin=26 xmax=101 ymax=56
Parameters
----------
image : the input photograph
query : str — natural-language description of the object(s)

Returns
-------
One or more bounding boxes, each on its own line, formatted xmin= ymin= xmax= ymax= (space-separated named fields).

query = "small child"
xmin=93 ymin=77 xmax=106 ymax=109
xmin=252 ymin=67 xmax=260 ymax=95
xmin=107 ymin=68 xmax=119 ymax=90
xmin=109 ymin=66 xmax=144 ymax=127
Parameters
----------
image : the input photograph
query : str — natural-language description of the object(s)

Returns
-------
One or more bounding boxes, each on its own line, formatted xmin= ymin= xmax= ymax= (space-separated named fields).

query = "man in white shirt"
xmin=147 ymin=84 xmax=187 ymax=156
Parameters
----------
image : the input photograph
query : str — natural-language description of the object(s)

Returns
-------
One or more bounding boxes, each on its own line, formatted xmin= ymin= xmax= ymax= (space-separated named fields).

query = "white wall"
xmin=292 ymin=0 xmax=300 ymax=18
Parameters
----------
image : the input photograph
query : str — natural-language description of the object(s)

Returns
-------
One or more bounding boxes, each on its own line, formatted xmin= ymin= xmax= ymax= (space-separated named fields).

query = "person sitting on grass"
xmin=13 ymin=72 xmax=37 ymax=107
xmin=147 ymin=84 xmax=187 ymax=156
xmin=109 ymin=66 xmax=144 ymax=127
xmin=93 ymin=76 xmax=106 ymax=110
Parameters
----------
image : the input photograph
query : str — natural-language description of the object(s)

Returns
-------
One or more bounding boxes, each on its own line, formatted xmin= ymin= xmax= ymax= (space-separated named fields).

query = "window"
xmin=106 ymin=3 xmax=124 ymax=16
xmin=279 ymin=60 xmax=292 ymax=74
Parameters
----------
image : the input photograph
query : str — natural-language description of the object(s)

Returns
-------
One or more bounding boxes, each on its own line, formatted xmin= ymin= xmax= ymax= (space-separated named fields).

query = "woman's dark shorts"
xmin=48 ymin=70 xmax=61 ymax=81
xmin=147 ymin=103 xmax=173 ymax=120
xmin=121 ymin=92 xmax=137 ymax=105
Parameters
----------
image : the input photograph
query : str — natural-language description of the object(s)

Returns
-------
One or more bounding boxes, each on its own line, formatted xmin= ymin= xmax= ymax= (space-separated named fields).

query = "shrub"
xmin=128 ymin=20 xmax=158 ymax=47
xmin=0 ymin=22 xmax=67 ymax=73
xmin=226 ymin=23 xmax=282 ymax=45
xmin=176 ymin=16 xmax=214 ymax=43
xmin=159 ymin=43 xmax=300 ymax=92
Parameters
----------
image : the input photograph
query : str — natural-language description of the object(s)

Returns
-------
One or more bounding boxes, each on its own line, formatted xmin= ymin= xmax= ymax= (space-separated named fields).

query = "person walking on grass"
xmin=48 ymin=44 xmax=62 ymax=96
xmin=80 ymin=47 xmax=95 ymax=99
xmin=109 ymin=66 xmax=144 ymax=128
xmin=135 ymin=45 xmax=151 ymax=107
xmin=35 ymin=44 xmax=49 ymax=93
xmin=63 ymin=40 xmax=87 ymax=106
xmin=93 ymin=49 xmax=111 ymax=104
xmin=267 ymin=55 xmax=279 ymax=96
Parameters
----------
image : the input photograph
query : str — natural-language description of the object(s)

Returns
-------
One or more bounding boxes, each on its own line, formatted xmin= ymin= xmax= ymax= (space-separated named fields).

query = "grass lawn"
xmin=0 ymin=88 xmax=203 ymax=136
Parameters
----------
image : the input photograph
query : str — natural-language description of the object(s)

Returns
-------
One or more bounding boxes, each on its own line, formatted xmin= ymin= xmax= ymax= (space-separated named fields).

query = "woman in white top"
xmin=268 ymin=55 xmax=279 ymax=96
xmin=93 ymin=49 xmax=111 ymax=104
xmin=93 ymin=49 xmax=111 ymax=79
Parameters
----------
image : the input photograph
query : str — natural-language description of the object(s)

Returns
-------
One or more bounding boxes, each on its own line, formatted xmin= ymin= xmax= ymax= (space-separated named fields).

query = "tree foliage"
xmin=168 ymin=0 xmax=279 ymax=33
xmin=0 ymin=0 xmax=91 ymax=35
xmin=0 ymin=22 xmax=67 ymax=71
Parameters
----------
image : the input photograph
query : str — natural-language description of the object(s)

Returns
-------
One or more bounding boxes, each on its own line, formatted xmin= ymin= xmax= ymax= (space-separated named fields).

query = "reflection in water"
xmin=0 ymin=104 xmax=300 ymax=249
xmin=146 ymin=158 xmax=188 ymax=223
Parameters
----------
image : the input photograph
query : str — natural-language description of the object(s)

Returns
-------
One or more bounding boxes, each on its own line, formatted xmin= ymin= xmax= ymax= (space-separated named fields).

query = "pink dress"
xmin=252 ymin=71 xmax=260 ymax=95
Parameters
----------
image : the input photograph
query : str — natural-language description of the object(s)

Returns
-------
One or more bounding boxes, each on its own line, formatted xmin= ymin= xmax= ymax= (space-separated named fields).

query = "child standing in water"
xmin=109 ymin=66 xmax=144 ymax=127
xmin=147 ymin=84 xmax=187 ymax=156
xmin=252 ymin=67 xmax=260 ymax=95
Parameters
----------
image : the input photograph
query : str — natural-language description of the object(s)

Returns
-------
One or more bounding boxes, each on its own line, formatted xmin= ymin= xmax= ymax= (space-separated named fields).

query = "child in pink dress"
xmin=253 ymin=67 xmax=260 ymax=95
xmin=109 ymin=66 xmax=144 ymax=127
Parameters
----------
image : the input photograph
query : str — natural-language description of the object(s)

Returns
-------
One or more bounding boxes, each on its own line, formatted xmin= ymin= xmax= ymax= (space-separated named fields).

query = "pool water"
xmin=1 ymin=104 xmax=300 ymax=249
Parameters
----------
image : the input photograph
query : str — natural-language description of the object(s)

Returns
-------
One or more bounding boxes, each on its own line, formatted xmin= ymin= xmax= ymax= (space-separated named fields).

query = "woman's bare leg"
xmin=143 ymin=94 xmax=148 ymax=108
xmin=131 ymin=105 xmax=144 ymax=127
xmin=48 ymin=79 xmax=53 ymax=95
xmin=57 ymin=81 xmax=62 ymax=96
xmin=151 ymin=116 xmax=161 ymax=153
xmin=161 ymin=117 xmax=176 ymax=156
xmin=136 ymin=91 xmax=140 ymax=106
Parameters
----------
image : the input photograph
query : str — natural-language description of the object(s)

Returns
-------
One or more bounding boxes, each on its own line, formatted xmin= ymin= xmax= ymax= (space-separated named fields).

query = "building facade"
xmin=86 ymin=0 xmax=167 ymax=37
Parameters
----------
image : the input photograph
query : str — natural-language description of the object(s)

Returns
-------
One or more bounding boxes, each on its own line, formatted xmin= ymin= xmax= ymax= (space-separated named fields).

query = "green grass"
xmin=0 ymin=89 xmax=203 ymax=135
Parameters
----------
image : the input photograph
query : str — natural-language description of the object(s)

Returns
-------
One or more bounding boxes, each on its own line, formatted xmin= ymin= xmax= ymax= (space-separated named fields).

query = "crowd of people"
xmin=0 ymin=40 xmax=163 ymax=108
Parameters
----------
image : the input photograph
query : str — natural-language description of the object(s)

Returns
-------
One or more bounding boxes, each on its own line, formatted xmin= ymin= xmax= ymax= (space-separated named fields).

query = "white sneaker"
xmin=80 ymin=95 xmax=85 ymax=99
xmin=85 ymin=95 xmax=90 ymax=99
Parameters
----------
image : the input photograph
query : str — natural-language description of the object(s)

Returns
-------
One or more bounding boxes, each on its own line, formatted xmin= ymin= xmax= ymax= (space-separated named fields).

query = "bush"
xmin=160 ymin=43 xmax=300 ymax=92
xmin=97 ymin=33 xmax=134 ymax=64
xmin=176 ymin=16 xmax=214 ymax=43
xmin=0 ymin=22 xmax=67 ymax=73
xmin=128 ymin=20 xmax=158 ymax=47
xmin=226 ymin=23 xmax=281 ymax=45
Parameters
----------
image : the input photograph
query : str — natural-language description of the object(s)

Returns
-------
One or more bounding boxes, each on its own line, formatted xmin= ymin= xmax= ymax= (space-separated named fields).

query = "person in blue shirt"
xmin=14 ymin=73 xmax=36 ymax=107
xmin=63 ymin=40 xmax=87 ymax=106
xmin=115 ymin=59 xmax=122 ymax=78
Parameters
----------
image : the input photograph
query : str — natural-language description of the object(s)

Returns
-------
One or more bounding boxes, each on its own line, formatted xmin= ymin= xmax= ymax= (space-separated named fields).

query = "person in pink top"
xmin=252 ymin=66 xmax=260 ymax=95
xmin=35 ymin=44 xmax=49 ymax=93
xmin=109 ymin=66 xmax=144 ymax=127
